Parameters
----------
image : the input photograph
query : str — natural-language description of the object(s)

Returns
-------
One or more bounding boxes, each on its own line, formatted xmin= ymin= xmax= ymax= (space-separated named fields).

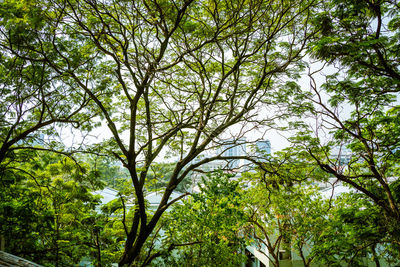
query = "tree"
xmin=289 ymin=0 xmax=400 ymax=230
xmin=242 ymin=153 xmax=329 ymax=267
xmin=157 ymin=172 xmax=247 ymax=266
xmin=312 ymin=192 xmax=400 ymax=267
xmin=5 ymin=0 xmax=317 ymax=265
xmin=239 ymin=145 xmax=399 ymax=267
xmin=0 ymin=152 xmax=106 ymax=266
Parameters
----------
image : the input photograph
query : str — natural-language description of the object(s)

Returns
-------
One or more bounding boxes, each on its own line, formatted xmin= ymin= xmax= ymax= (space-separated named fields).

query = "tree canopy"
xmin=1 ymin=0 xmax=400 ymax=266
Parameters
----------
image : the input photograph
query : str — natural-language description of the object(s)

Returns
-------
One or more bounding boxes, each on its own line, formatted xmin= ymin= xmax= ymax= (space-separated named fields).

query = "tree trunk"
xmin=372 ymin=245 xmax=381 ymax=267
xmin=95 ymin=232 xmax=102 ymax=267
xmin=0 ymin=235 xmax=4 ymax=251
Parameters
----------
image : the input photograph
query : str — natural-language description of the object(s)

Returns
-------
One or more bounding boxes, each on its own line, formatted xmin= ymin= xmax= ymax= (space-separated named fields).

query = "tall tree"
xmin=2 ymin=0 xmax=317 ymax=264
xmin=290 ymin=0 xmax=400 ymax=228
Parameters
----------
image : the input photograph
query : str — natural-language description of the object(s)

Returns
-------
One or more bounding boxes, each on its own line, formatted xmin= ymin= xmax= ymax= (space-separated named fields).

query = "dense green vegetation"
xmin=1 ymin=0 xmax=399 ymax=266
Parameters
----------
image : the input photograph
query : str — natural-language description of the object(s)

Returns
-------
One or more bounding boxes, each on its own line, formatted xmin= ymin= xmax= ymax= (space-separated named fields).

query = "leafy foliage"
xmin=0 ymin=152 xmax=115 ymax=266
xmin=242 ymin=155 xmax=330 ymax=267
xmin=312 ymin=193 xmax=400 ymax=266
xmin=1 ymin=0 xmax=399 ymax=266
xmin=288 ymin=0 xmax=400 ymax=231
xmin=160 ymin=172 xmax=247 ymax=266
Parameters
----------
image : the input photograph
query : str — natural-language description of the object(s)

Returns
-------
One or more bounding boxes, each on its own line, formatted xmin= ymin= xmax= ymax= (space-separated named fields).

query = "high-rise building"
xmin=255 ymin=140 xmax=271 ymax=156
xmin=220 ymin=139 xmax=247 ymax=169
